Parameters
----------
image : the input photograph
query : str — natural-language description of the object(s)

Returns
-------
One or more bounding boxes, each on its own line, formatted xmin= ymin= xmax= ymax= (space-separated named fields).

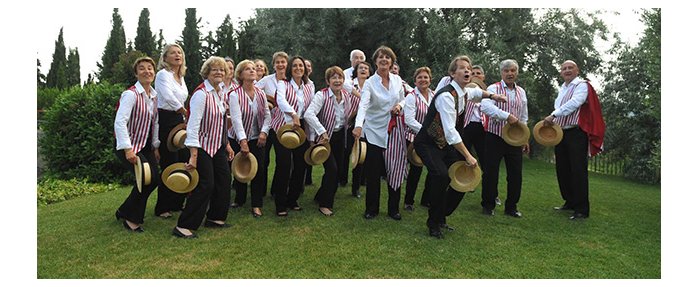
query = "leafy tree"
xmin=202 ymin=31 xmax=217 ymax=59
xmin=156 ymin=29 xmax=165 ymax=57
xmin=215 ymin=14 xmax=237 ymax=58
xmin=134 ymin=8 xmax=157 ymax=58
xmin=98 ymin=8 xmax=126 ymax=82
xmin=602 ymin=8 xmax=660 ymax=183
xmin=37 ymin=58 xmax=46 ymax=88
xmin=111 ymin=50 xmax=147 ymax=87
xmin=178 ymin=8 xmax=204 ymax=92
xmin=66 ymin=48 xmax=80 ymax=87
xmin=46 ymin=27 xmax=67 ymax=89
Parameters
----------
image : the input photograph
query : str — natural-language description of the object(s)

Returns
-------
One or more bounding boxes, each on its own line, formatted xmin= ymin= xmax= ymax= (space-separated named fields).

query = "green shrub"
xmin=37 ymin=87 xmax=63 ymax=111
xmin=37 ymin=178 xmax=118 ymax=205
xmin=39 ymin=83 xmax=131 ymax=183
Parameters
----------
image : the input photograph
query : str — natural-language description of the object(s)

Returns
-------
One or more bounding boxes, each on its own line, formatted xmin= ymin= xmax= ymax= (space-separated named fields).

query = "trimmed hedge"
xmin=37 ymin=178 xmax=118 ymax=205
xmin=39 ymin=83 xmax=131 ymax=183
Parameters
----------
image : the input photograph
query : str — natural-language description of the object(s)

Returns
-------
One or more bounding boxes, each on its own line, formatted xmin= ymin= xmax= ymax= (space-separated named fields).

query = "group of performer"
xmin=113 ymin=44 xmax=604 ymax=239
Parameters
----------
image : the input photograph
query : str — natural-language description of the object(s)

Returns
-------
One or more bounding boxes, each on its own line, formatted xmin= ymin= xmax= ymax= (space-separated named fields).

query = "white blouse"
xmin=155 ymin=69 xmax=188 ymax=111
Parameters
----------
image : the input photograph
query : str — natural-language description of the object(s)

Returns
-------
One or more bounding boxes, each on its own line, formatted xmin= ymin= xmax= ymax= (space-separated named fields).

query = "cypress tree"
xmin=215 ymin=14 xmax=237 ymax=58
xmin=98 ymin=8 xmax=126 ymax=82
xmin=46 ymin=27 xmax=67 ymax=89
xmin=135 ymin=8 xmax=157 ymax=58
xmin=179 ymin=8 xmax=203 ymax=92
xmin=37 ymin=58 xmax=46 ymax=88
xmin=156 ymin=29 xmax=165 ymax=57
xmin=66 ymin=48 xmax=81 ymax=87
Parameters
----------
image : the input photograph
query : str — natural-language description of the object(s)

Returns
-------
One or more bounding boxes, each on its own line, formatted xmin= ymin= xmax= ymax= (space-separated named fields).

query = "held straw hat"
xmin=161 ymin=163 xmax=199 ymax=194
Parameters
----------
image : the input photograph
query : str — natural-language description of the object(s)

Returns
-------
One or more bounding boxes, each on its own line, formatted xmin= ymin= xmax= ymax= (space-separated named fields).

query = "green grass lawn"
xmin=37 ymin=159 xmax=660 ymax=278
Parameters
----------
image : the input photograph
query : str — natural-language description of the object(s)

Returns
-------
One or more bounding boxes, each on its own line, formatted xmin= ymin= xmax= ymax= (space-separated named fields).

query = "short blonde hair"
xmin=413 ymin=66 xmax=432 ymax=80
xmin=324 ymin=66 xmax=344 ymax=83
xmin=133 ymin=56 xmax=156 ymax=75
xmin=235 ymin=60 xmax=256 ymax=83
xmin=157 ymin=43 xmax=187 ymax=76
xmin=448 ymin=55 xmax=472 ymax=75
xmin=254 ymin=59 xmax=268 ymax=77
xmin=271 ymin=51 xmax=289 ymax=65
xmin=200 ymin=56 xmax=228 ymax=79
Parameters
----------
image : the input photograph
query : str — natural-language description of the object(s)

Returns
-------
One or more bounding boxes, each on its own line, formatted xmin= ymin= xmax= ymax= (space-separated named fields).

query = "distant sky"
xmin=36 ymin=6 xmax=645 ymax=84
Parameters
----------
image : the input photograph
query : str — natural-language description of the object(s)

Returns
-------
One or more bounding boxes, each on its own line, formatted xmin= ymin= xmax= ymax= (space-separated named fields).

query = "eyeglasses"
xmin=210 ymin=68 xmax=226 ymax=73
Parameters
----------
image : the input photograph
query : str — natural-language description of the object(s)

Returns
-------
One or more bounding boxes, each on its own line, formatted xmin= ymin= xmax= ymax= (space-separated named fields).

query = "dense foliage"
xmin=37 ymin=178 xmax=118 ymax=205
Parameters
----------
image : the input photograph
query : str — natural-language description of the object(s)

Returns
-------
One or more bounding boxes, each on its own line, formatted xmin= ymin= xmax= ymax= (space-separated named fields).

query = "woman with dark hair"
xmin=172 ymin=56 xmax=235 ymax=238
xmin=340 ymin=61 xmax=372 ymax=198
xmin=352 ymin=46 xmax=409 ymax=221
xmin=153 ymin=43 xmax=189 ymax=219
xmin=114 ymin=57 xmax=160 ymax=232
xmin=403 ymin=67 xmax=434 ymax=210
xmin=269 ymin=56 xmax=315 ymax=216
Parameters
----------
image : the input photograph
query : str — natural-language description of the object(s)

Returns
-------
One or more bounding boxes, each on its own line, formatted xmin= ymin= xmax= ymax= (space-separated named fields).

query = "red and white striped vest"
xmin=553 ymin=82 xmax=583 ymax=127
xmin=120 ymin=85 xmax=158 ymax=154
xmin=385 ymin=114 xmax=407 ymax=190
xmin=314 ymin=88 xmax=352 ymax=140
xmin=405 ymin=89 xmax=431 ymax=142
xmin=192 ymin=83 xmax=226 ymax=157
xmin=462 ymin=100 xmax=480 ymax=128
xmin=270 ymin=80 xmax=314 ymax=131
xmin=483 ymin=81 xmax=525 ymax=138
xmin=230 ymin=85 xmax=268 ymax=140
xmin=344 ymin=80 xmax=362 ymax=122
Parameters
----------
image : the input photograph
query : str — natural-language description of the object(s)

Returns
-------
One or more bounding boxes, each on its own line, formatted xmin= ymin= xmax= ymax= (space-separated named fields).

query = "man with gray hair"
xmin=343 ymin=49 xmax=366 ymax=93
xmin=480 ymin=59 xmax=529 ymax=218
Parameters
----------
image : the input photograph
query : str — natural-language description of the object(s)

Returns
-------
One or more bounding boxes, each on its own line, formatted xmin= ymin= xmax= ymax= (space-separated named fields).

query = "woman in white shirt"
xmin=304 ymin=66 xmax=355 ymax=216
xmin=403 ymin=67 xmax=434 ymax=211
xmin=254 ymin=59 xmax=268 ymax=82
xmin=113 ymin=57 xmax=160 ymax=232
xmin=154 ymin=43 xmax=189 ymax=219
xmin=172 ymin=56 xmax=235 ymax=239
xmin=341 ymin=61 xmax=371 ymax=198
xmin=270 ymin=56 xmax=315 ymax=216
xmin=228 ymin=60 xmax=271 ymax=217
xmin=352 ymin=46 xmax=408 ymax=221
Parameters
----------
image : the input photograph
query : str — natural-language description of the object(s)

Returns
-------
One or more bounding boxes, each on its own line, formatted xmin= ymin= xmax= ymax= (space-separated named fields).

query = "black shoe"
xmin=404 ymin=204 xmax=414 ymax=211
xmin=276 ymin=211 xmax=288 ymax=217
xmin=115 ymin=210 xmax=124 ymax=221
xmin=429 ymin=228 xmax=444 ymax=239
xmin=495 ymin=197 xmax=502 ymax=206
xmin=504 ymin=210 xmax=523 ymax=218
xmin=364 ymin=213 xmax=376 ymax=220
xmin=554 ymin=205 xmax=573 ymax=211
xmin=290 ymin=205 xmax=303 ymax=211
xmin=122 ymin=220 xmax=144 ymax=233
xmin=204 ymin=220 xmax=231 ymax=228
xmin=172 ymin=227 xmax=197 ymax=238
xmin=352 ymin=190 xmax=362 ymax=198
xmin=230 ymin=203 xmax=241 ymax=209
xmin=440 ymin=223 xmax=455 ymax=231
xmin=389 ymin=213 xmax=402 ymax=221
xmin=569 ymin=213 xmax=588 ymax=220
xmin=482 ymin=207 xmax=494 ymax=216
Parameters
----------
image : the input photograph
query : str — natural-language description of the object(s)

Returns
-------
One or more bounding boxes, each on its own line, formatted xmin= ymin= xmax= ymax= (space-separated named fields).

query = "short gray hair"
xmin=349 ymin=49 xmax=365 ymax=61
xmin=499 ymin=59 xmax=519 ymax=72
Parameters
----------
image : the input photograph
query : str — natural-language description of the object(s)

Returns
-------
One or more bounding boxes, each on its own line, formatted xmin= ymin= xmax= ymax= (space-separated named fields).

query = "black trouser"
xmin=155 ymin=109 xmax=189 ymax=215
xmin=177 ymin=145 xmax=232 ymax=230
xmin=341 ymin=124 xmax=365 ymax=192
xmin=262 ymin=130 xmax=275 ymax=197
xmin=481 ymin=133 xmax=523 ymax=212
xmin=555 ymin=127 xmax=589 ymax=216
xmin=363 ymin=141 xmax=400 ymax=216
xmin=314 ymin=130 xmax=345 ymax=209
xmin=115 ymin=144 xmax=160 ymax=224
xmin=404 ymin=140 xmax=432 ymax=206
xmin=413 ymin=141 xmax=466 ymax=229
xmin=230 ymin=138 xmax=266 ymax=208
xmin=270 ymin=128 xmax=309 ymax=213
xmin=461 ymin=122 xmax=486 ymax=163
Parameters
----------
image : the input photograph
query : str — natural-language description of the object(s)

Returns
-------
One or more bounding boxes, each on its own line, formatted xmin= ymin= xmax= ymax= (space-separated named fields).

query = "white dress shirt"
xmin=155 ymin=69 xmax=188 ymax=111
xmin=276 ymin=79 xmax=311 ymax=121
xmin=482 ymin=82 xmax=529 ymax=124
xmin=114 ymin=81 xmax=160 ymax=150
xmin=552 ymin=77 xmax=588 ymax=117
xmin=342 ymin=67 xmax=354 ymax=94
xmin=404 ymin=88 xmax=432 ymax=134
xmin=434 ymin=81 xmax=485 ymax=145
xmin=255 ymin=73 xmax=282 ymax=97
xmin=305 ymin=89 xmax=346 ymax=139
xmin=185 ymin=80 xmax=227 ymax=149
xmin=355 ymin=73 xmax=407 ymax=148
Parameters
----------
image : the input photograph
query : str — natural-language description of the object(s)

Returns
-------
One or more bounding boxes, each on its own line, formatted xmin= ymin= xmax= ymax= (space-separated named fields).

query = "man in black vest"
xmin=414 ymin=55 xmax=506 ymax=239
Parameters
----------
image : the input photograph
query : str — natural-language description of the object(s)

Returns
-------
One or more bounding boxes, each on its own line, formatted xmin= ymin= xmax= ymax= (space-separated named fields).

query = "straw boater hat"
xmin=448 ymin=161 xmax=482 ymax=193
xmin=276 ymin=124 xmax=307 ymax=149
xmin=406 ymin=142 xmax=423 ymax=167
xmin=349 ymin=139 xmax=367 ymax=169
xmin=466 ymin=78 xmax=487 ymax=90
xmin=161 ymin=163 xmax=199 ymax=194
xmin=502 ymin=121 xmax=531 ymax=146
xmin=304 ymin=142 xmax=331 ymax=166
xmin=166 ymin=123 xmax=187 ymax=152
xmin=533 ymin=120 xmax=563 ymax=147
xmin=134 ymin=156 xmax=152 ymax=193
xmin=231 ymin=152 xmax=258 ymax=184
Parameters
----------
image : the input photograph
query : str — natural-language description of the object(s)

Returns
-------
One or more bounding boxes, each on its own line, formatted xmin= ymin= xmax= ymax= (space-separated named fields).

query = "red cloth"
xmin=578 ymin=82 xmax=605 ymax=157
